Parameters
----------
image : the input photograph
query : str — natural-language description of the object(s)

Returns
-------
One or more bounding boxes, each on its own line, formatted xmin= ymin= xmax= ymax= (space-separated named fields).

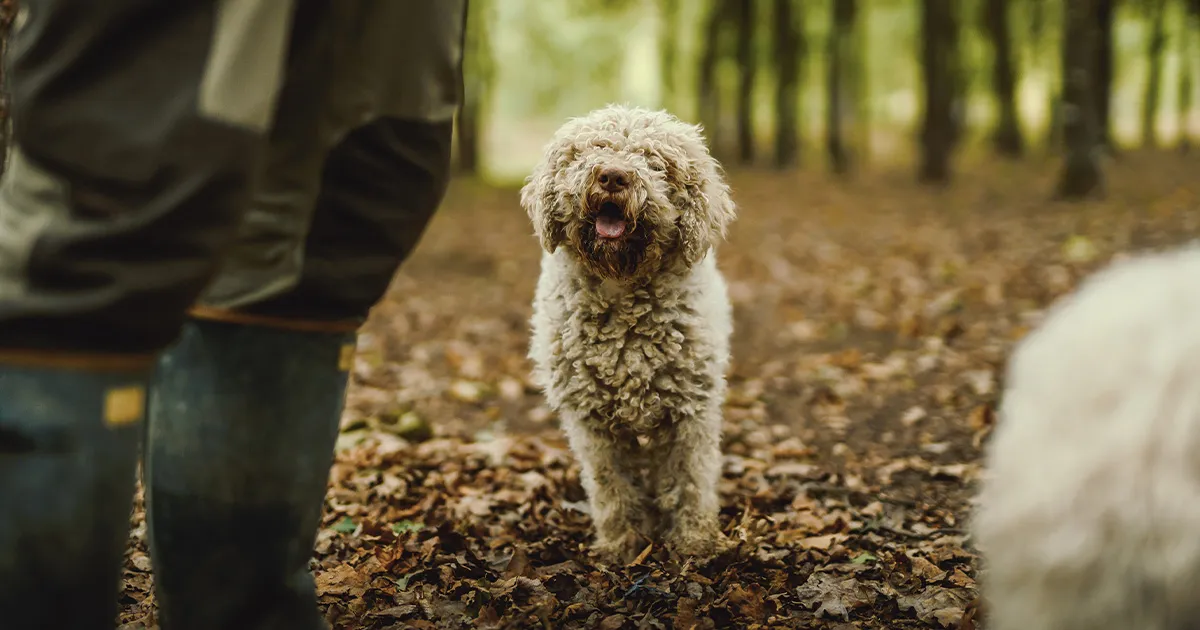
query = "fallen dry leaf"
xmin=796 ymin=573 xmax=880 ymax=620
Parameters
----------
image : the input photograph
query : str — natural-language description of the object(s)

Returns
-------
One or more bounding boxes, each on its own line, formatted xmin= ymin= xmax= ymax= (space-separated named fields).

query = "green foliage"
xmin=576 ymin=0 xmax=642 ymax=11
xmin=512 ymin=0 xmax=651 ymax=113
xmin=466 ymin=0 xmax=1198 ymax=183
xmin=464 ymin=0 xmax=496 ymax=85
xmin=391 ymin=520 xmax=424 ymax=535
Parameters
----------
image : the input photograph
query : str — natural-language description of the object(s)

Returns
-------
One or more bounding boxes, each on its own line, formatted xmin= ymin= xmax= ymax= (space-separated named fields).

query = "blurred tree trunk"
xmin=1029 ymin=0 xmax=1048 ymax=49
xmin=946 ymin=5 xmax=966 ymax=151
xmin=660 ymin=0 xmax=680 ymax=113
xmin=1032 ymin=0 xmax=1066 ymax=151
xmin=1048 ymin=88 xmax=1063 ymax=149
xmin=918 ymin=0 xmax=958 ymax=184
xmin=1094 ymin=0 xmax=1116 ymax=149
xmin=735 ymin=0 xmax=757 ymax=165
xmin=983 ymin=0 xmax=1024 ymax=156
xmin=455 ymin=103 xmax=481 ymax=176
xmin=1181 ymin=0 xmax=1199 ymax=151
xmin=1055 ymin=0 xmax=1104 ymax=199
xmin=698 ymin=0 xmax=729 ymax=157
xmin=1179 ymin=33 xmax=1193 ymax=152
xmin=0 ymin=0 xmax=14 ymax=176
xmin=456 ymin=0 xmax=492 ymax=175
xmin=772 ymin=0 xmax=803 ymax=169
xmin=1141 ymin=0 xmax=1169 ymax=147
xmin=827 ymin=0 xmax=859 ymax=175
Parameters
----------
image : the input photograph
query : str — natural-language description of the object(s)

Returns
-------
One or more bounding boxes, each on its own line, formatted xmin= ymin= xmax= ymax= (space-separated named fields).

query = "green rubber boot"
xmin=0 ymin=362 xmax=148 ymax=629
xmin=144 ymin=319 xmax=355 ymax=630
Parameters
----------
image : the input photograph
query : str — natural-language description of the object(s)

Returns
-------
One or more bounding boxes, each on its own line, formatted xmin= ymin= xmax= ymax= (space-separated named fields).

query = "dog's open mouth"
xmin=594 ymin=202 xmax=627 ymax=240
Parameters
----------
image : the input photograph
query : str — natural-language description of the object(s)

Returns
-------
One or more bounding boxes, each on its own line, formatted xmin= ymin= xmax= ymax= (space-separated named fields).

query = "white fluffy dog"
xmin=520 ymin=104 xmax=737 ymax=563
xmin=973 ymin=244 xmax=1200 ymax=630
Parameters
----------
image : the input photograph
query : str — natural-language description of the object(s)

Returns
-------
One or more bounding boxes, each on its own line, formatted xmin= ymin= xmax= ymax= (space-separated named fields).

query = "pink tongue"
xmin=595 ymin=215 xmax=627 ymax=238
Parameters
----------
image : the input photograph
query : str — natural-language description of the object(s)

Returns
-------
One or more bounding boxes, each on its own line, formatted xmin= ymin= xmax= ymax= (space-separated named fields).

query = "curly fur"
xmin=973 ymin=244 xmax=1200 ymax=630
xmin=521 ymin=104 xmax=737 ymax=563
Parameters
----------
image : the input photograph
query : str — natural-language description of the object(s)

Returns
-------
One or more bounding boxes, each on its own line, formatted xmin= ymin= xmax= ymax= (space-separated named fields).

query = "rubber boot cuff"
xmin=145 ymin=319 xmax=355 ymax=630
xmin=0 ymin=362 xmax=148 ymax=629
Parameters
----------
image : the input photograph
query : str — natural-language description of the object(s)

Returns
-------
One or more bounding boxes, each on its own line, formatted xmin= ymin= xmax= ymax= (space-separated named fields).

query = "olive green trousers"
xmin=0 ymin=0 xmax=466 ymax=364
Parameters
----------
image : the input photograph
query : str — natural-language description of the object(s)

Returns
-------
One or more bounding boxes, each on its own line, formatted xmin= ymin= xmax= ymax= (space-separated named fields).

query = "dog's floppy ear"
xmin=520 ymin=151 xmax=567 ymax=254
xmin=675 ymin=127 xmax=736 ymax=265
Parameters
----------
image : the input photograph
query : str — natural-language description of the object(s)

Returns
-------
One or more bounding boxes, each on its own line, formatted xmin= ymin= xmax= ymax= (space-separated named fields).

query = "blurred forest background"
xmin=0 ymin=1 xmax=1192 ymax=627
xmin=320 ymin=2 xmax=1200 ymax=626
xmin=454 ymin=0 xmax=1199 ymax=197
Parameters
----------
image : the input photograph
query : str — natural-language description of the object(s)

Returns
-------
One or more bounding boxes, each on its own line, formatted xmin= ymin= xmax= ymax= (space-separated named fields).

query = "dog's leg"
xmin=653 ymin=408 xmax=731 ymax=559
xmin=562 ymin=414 xmax=650 ymax=564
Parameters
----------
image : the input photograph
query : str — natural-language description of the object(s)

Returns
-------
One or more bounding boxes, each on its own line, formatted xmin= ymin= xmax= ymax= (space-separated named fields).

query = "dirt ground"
xmin=117 ymin=152 xmax=1200 ymax=629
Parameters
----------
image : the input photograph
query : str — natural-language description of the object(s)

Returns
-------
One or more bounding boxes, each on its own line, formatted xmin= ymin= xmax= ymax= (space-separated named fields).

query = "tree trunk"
xmin=827 ymin=0 xmax=858 ymax=175
xmin=735 ymin=0 xmax=757 ymax=165
xmin=1033 ymin=0 xmax=1064 ymax=151
xmin=918 ymin=0 xmax=958 ymax=184
xmin=1048 ymin=88 xmax=1064 ymax=150
xmin=456 ymin=0 xmax=492 ymax=175
xmin=983 ymin=0 xmax=1024 ymax=156
xmin=1094 ymin=0 xmax=1116 ymax=149
xmin=772 ymin=0 xmax=802 ymax=169
xmin=1179 ymin=34 xmax=1193 ymax=152
xmin=1030 ymin=0 xmax=1047 ymax=44
xmin=698 ymin=0 xmax=727 ymax=157
xmin=947 ymin=4 xmax=965 ymax=151
xmin=455 ymin=104 xmax=480 ymax=174
xmin=1181 ymin=0 xmax=1198 ymax=151
xmin=1055 ymin=0 xmax=1104 ymax=200
xmin=0 ymin=0 xmax=15 ymax=176
xmin=1141 ymin=0 xmax=1169 ymax=148
xmin=660 ymin=0 xmax=680 ymax=113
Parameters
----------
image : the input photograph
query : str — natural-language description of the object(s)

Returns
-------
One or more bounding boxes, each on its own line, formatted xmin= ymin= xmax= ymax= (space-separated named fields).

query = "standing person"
xmin=0 ymin=2 xmax=467 ymax=629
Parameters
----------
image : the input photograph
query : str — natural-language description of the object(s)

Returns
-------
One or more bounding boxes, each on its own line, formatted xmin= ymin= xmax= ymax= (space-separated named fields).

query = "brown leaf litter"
xmin=117 ymin=154 xmax=1200 ymax=629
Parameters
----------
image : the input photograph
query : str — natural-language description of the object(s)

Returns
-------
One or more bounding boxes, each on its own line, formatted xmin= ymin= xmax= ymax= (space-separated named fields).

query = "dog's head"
xmin=520 ymin=104 xmax=736 ymax=281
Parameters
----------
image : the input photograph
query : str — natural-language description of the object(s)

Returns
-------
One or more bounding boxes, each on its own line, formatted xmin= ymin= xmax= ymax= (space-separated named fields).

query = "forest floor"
xmin=117 ymin=151 xmax=1200 ymax=629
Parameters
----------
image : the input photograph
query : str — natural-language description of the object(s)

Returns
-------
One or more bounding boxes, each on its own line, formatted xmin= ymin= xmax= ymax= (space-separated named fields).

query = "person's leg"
xmin=0 ymin=364 xmax=147 ymax=630
xmin=142 ymin=3 xmax=466 ymax=629
xmin=143 ymin=3 xmax=348 ymax=629
xmin=198 ymin=0 xmax=466 ymax=323
xmin=146 ymin=320 xmax=355 ymax=630
xmin=0 ymin=1 xmax=292 ymax=628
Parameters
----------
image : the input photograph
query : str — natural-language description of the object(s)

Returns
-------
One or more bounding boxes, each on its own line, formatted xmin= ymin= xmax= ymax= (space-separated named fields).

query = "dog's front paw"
xmin=593 ymin=530 xmax=648 ymax=566
xmin=667 ymin=528 xmax=735 ymax=561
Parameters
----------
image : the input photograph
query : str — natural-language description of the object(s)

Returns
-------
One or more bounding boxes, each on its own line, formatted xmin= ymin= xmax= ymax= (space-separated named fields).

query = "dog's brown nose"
xmin=597 ymin=167 xmax=631 ymax=192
